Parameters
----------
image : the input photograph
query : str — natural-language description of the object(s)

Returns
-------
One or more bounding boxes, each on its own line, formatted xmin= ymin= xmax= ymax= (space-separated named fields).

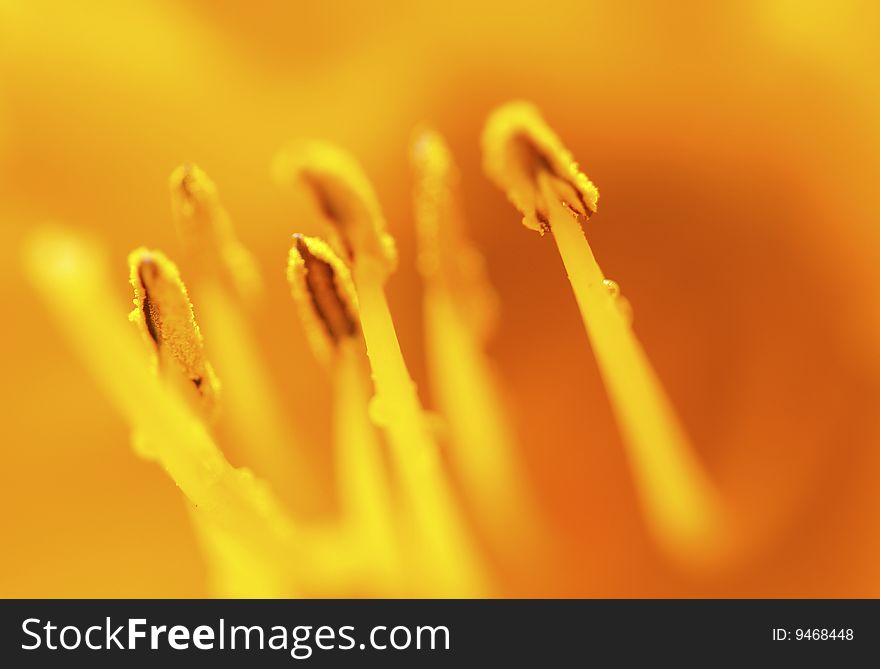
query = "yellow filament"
xmin=483 ymin=102 xmax=730 ymax=565
xmin=287 ymin=234 xmax=400 ymax=591
xmin=544 ymin=185 xmax=728 ymax=563
xmin=355 ymin=257 xmax=486 ymax=595
xmin=169 ymin=165 xmax=314 ymax=512
xmin=334 ymin=341 xmax=401 ymax=594
xmin=412 ymin=128 xmax=542 ymax=556
xmin=127 ymin=247 xmax=294 ymax=596
xmin=187 ymin=515 xmax=290 ymax=597
xmin=196 ymin=283 xmax=322 ymax=517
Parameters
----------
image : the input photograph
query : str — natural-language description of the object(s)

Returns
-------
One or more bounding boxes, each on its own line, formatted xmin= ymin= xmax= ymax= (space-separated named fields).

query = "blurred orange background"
xmin=2 ymin=0 xmax=880 ymax=597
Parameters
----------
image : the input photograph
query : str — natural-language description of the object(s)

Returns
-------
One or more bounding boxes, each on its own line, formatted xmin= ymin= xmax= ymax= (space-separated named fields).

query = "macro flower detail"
xmin=5 ymin=0 xmax=878 ymax=609
xmin=274 ymin=141 xmax=398 ymax=273
xmin=484 ymin=103 xmax=736 ymax=570
xmin=169 ymin=163 xmax=262 ymax=302
xmin=128 ymin=248 xmax=221 ymax=420
xmin=287 ymin=233 xmax=360 ymax=363
xmin=482 ymin=101 xmax=598 ymax=233
xmin=24 ymin=101 xmax=743 ymax=595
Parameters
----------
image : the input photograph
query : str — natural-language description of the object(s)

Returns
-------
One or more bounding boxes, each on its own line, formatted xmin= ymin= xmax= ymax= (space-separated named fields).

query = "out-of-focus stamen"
xmin=171 ymin=165 xmax=317 ymax=514
xmin=169 ymin=163 xmax=261 ymax=301
xmin=273 ymin=141 xmax=397 ymax=276
xmin=411 ymin=127 xmax=545 ymax=562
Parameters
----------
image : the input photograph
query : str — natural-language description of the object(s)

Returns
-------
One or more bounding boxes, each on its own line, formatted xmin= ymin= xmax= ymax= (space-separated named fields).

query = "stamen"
xmin=482 ymin=101 xmax=599 ymax=233
xmin=128 ymin=247 xmax=220 ymax=419
xmin=287 ymin=233 xmax=360 ymax=363
xmin=483 ymin=103 xmax=732 ymax=567
xmin=411 ymin=126 xmax=499 ymax=340
xmin=172 ymin=164 xmax=314 ymax=512
xmin=332 ymin=332 xmax=401 ymax=593
xmin=273 ymin=141 xmax=397 ymax=275
xmin=169 ymin=163 xmax=261 ymax=301
xmin=286 ymin=234 xmax=400 ymax=591
xmin=278 ymin=140 xmax=487 ymax=593
xmin=411 ymin=125 xmax=459 ymax=280
xmin=411 ymin=128 xmax=544 ymax=560
xmin=25 ymin=228 xmax=318 ymax=595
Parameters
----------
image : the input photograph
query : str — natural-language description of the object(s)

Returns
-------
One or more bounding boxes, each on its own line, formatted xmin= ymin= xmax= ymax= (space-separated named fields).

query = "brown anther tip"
xmin=287 ymin=234 xmax=360 ymax=361
xmin=293 ymin=232 xmax=309 ymax=256
xmin=135 ymin=256 xmax=161 ymax=345
xmin=136 ymin=253 xmax=159 ymax=279
xmin=178 ymin=165 xmax=195 ymax=199
xmin=514 ymin=133 xmax=594 ymax=222
xmin=274 ymin=142 xmax=398 ymax=272
xmin=482 ymin=102 xmax=599 ymax=233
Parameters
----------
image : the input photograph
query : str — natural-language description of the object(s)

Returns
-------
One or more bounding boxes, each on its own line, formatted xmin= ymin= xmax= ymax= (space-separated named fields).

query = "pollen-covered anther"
xmin=482 ymin=101 xmax=599 ymax=233
xmin=287 ymin=233 xmax=361 ymax=363
xmin=273 ymin=141 xmax=397 ymax=273
xmin=128 ymin=247 xmax=220 ymax=416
